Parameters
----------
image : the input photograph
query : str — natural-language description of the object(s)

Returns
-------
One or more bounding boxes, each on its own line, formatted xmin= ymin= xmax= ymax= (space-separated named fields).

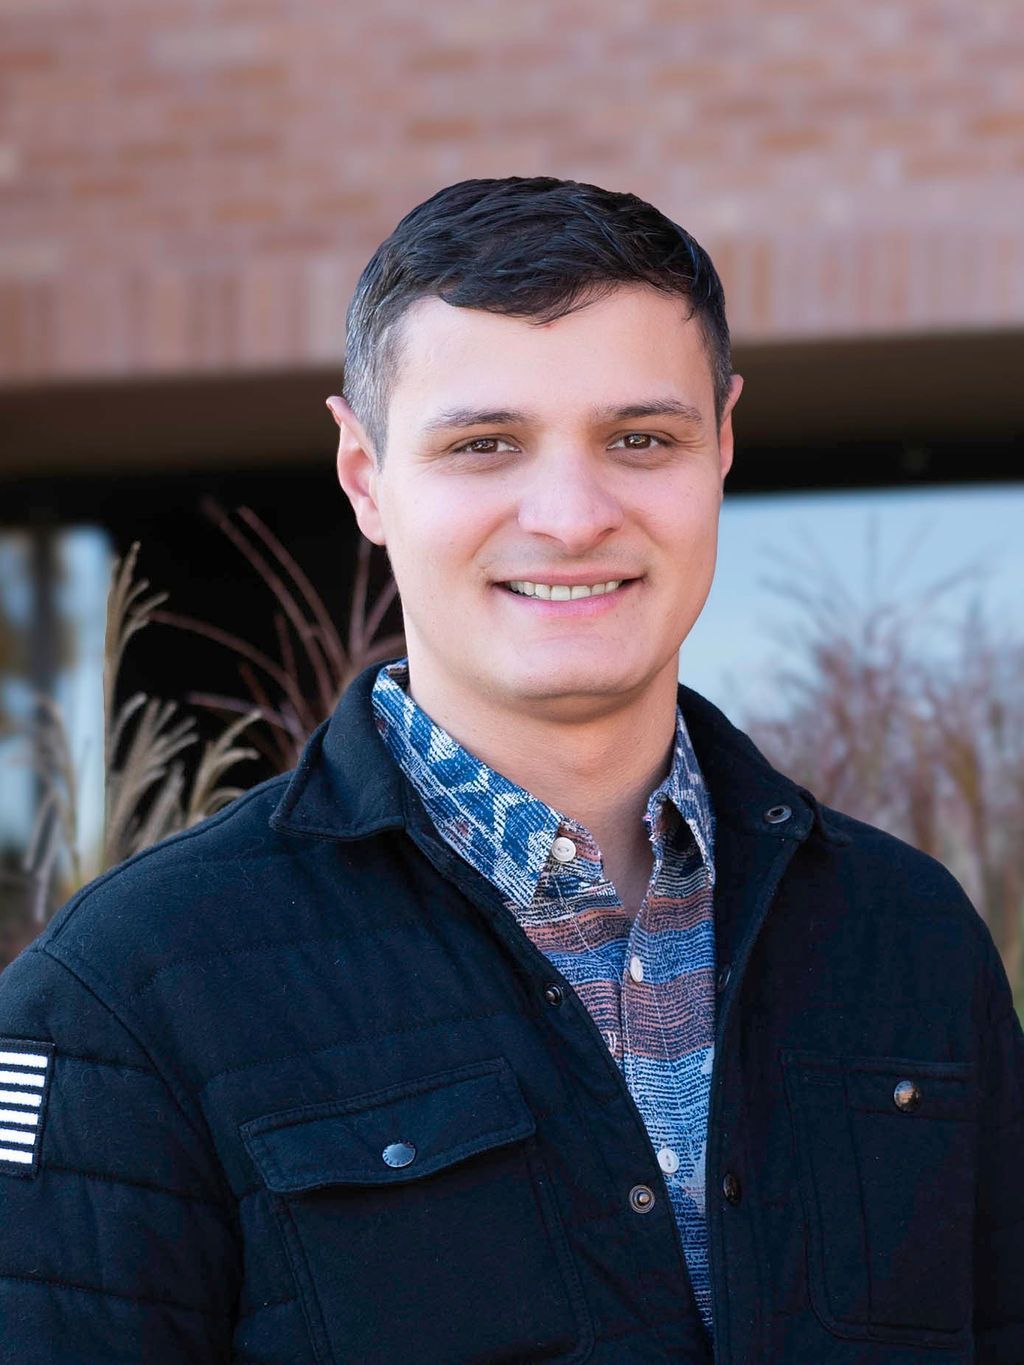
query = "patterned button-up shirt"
xmin=371 ymin=659 xmax=718 ymax=1336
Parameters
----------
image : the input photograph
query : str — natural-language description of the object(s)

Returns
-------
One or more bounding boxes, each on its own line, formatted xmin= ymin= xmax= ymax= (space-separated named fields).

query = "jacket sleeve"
xmin=973 ymin=926 xmax=1024 ymax=1363
xmin=0 ymin=943 xmax=240 ymax=1363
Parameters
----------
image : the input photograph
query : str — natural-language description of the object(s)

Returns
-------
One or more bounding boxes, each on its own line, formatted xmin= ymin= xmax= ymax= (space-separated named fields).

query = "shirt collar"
xmin=371 ymin=657 xmax=715 ymax=908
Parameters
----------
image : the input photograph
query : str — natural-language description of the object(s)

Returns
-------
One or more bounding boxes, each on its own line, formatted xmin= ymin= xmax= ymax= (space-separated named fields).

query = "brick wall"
xmin=2 ymin=0 xmax=1023 ymax=382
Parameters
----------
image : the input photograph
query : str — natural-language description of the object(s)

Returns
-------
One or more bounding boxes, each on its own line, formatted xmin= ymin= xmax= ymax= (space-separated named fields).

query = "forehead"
xmin=386 ymin=285 xmax=715 ymax=423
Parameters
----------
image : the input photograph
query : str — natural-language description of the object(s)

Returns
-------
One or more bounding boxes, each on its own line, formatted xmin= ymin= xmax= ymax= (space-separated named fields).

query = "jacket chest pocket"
xmin=782 ymin=1049 xmax=976 ymax=1350
xmin=241 ymin=1058 xmax=591 ymax=1365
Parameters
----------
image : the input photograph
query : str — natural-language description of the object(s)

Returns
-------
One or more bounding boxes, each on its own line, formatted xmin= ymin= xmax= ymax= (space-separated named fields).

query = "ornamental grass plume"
xmin=11 ymin=543 xmax=259 ymax=944
xmin=742 ymin=527 xmax=1024 ymax=1013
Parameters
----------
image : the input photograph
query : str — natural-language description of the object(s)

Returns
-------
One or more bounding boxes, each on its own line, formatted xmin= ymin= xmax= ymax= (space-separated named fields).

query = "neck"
xmin=404 ymin=655 xmax=680 ymax=909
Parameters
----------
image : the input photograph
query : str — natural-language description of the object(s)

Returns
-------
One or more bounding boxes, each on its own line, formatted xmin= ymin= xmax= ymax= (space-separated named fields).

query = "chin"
xmin=496 ymin=658 xmax=647 ymax=706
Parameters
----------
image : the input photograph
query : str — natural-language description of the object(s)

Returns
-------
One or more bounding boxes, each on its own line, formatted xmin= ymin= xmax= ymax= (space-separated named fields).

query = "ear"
xmin=716 ymin=373 xmax=744 ymax=483
xmin=327 ymin=396 xmax=386 ymax=546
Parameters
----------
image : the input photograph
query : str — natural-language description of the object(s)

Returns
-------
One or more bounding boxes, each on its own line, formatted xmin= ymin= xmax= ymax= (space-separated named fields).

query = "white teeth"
xmin=505 ymin=579 xmax=625 ymax=599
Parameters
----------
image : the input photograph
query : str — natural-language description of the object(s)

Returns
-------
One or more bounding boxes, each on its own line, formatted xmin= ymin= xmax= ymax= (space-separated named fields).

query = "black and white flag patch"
xmin=0 ymin=1039 xmax=54 ymax=1178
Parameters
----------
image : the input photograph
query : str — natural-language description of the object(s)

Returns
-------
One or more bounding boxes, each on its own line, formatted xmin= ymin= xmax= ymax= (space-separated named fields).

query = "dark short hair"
xmin=343 ymin=176 xmax=731 ymax=459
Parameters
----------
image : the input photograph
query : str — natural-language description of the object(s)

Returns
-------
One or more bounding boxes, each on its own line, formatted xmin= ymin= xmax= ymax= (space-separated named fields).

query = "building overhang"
xmin=1 ymin=329 xmax=1021 ymax=510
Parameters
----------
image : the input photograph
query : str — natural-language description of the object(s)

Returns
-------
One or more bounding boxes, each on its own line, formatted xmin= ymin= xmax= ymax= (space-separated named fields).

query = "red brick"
xmin=303 ymin=191 xmax=373 ymax=218
xmin=406 ymin=116 xmax=480 ymax=143
xmin=661 ymin=130 xmax=732 ymax=160
xmin=70 ymin=176 xmax=143 ymax=201
xmin=3 ymin=48 xmax=56 ymax=73
xmin=755 ymin=127 xmax=833 ymax=155
xmin=212 ymin=199 xmax=283 ymax=224
xmin=802 ymin=86 xmax=894 ymax=119
xmin=406 ymin=47 xmax=481 ymax=75
xmin=119 ymin=140 xmax=190 ymax=165
xmin=969 ymin=110 xmax=1024 ymax=137
xmin=697 ymin=93 xmax=782 ymax=122
xmin=207 ymin=134 xmax=281 ymax=158
xmin=903 ymin=149 xmax=998 ymax=180
xmin=651 ymin=61 xmax=736 ymax=90
xmin=860 ymin=114 xmax=937 ymax=147
xmin=216 ymin=63 xmax=288 ymax=91
xmin=757 ymin=56 xmax=831 ymax=82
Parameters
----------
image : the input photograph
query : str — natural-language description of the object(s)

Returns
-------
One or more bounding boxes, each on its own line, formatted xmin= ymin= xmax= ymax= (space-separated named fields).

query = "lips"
xmin=504 ymin=578 xmax=624 ymax=600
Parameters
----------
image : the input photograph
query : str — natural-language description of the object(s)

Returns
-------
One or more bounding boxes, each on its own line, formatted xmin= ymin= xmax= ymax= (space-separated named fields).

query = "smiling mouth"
xmin=500 ymin=578 xmax=634 ymax=600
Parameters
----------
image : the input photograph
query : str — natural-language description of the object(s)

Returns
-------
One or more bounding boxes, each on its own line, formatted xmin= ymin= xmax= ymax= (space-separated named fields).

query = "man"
xmin=0 ymin=177 xmax=1020 ymax=1363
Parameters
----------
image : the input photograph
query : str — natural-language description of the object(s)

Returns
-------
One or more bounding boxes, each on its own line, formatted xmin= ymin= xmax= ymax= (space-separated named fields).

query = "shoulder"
xmin=26 ymin=772 xmax=299 ymax=999
xmin=800 ymin=796 xmax=1005 ymax=982
xmin=679 ymin=683 xmax=993 ymax=957
xmin=815 ymin=799 xmax=972 ymax=903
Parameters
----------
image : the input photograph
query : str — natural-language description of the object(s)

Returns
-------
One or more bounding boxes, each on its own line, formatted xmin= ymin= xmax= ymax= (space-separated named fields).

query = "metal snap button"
xmin=764 ymin=804 xmax=792 ymax=825
xmin=382 ymin=1140 xmax=417 ymax=1168
xmin=722 ymin=1171 xmax=742 ymax=1204
xmin=893 ymin=1079 xmax=921 ymax=1112
xmin=543 ymin=983 xmax=563 ymax=1006
xmin=716 ymin=964 xmax=731 ymax=993
xmin=629 ymin=1183 xmax=655 ymax=1213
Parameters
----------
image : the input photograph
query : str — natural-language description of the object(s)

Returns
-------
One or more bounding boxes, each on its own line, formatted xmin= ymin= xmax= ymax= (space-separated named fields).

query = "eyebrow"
xmin=596 ymin=400 xmax=705 ymax=428
xmin=421 ymin=408 xmax=526 ymax=435
xmin=420 ymin=399 xmax=705 ymax=435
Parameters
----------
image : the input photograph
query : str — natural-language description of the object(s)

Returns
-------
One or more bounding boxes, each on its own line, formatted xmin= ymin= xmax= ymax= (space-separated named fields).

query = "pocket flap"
xmin=241 ymin=1058 xmax=536 ymax=1193
xmin=782 ymin=1049 xmax=975 ymax=1120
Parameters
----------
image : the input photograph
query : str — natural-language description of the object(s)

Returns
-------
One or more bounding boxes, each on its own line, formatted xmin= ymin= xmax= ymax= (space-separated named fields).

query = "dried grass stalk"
xmin=14 ymin=543 xmax=258 ymax=929
xmin=151 ymin=504 xmax=404 ymax=771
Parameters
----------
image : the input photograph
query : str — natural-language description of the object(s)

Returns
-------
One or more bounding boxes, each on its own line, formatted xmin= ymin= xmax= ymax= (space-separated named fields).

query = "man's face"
xmin=334 ymin=284 xmax=742 ymax=722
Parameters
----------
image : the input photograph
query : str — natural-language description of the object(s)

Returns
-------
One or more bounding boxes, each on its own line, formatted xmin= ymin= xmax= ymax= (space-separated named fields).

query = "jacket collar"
xmin=270 ymin=659 xmax=848 ymax=850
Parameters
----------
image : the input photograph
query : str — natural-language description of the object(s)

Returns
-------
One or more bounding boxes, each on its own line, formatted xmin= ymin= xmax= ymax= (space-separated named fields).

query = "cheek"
xmin=653 ymin=484 xmax=720 ymax=562
xmin=382 ymin=494 xmax=488 ymax=607
xmin=648 ymin=497 xmax=721 ymax=624
xmin=389 ymin=483 xmax=508 ymax=574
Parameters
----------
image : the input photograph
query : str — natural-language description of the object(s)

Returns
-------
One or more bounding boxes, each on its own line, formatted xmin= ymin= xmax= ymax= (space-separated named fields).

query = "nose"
xmin=516 ymin=448 xmax=624 ymax=554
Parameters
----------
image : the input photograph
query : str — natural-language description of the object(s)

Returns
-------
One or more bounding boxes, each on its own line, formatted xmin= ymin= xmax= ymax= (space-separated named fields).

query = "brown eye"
xmin=452 ymin=436 xmax=516 ymax=455
xmin=615 ymin=432 xmax=665 ymax=450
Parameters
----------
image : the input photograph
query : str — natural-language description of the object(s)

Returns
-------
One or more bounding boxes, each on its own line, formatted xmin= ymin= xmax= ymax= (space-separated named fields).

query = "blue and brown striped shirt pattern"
xmin=371 ymin=659 xmax=718 ymax=1335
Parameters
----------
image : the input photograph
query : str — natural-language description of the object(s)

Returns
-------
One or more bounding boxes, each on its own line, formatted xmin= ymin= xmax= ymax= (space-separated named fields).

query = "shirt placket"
xmin=618 ymin=807 xmax=713 ymax=1317
xmin=621 ymin=800 xmax=671 ymax=1119
xmin=542 ymin=820 xmax=630 ymax=1063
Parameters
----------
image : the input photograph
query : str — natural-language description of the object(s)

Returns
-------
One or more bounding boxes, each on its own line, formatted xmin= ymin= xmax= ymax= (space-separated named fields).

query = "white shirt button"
xmin=628 ymin=954 xmax=644 ymax=983
xmin=551 ymin=836 xmax=577 ymax=864
xmin=657 ymin=1146 xmax=680 ymax=1175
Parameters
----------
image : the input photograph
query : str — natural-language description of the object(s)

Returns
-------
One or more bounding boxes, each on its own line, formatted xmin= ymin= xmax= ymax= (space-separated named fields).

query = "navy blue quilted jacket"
xmin=0 ymin=663 xmax=1021 ymax=1363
